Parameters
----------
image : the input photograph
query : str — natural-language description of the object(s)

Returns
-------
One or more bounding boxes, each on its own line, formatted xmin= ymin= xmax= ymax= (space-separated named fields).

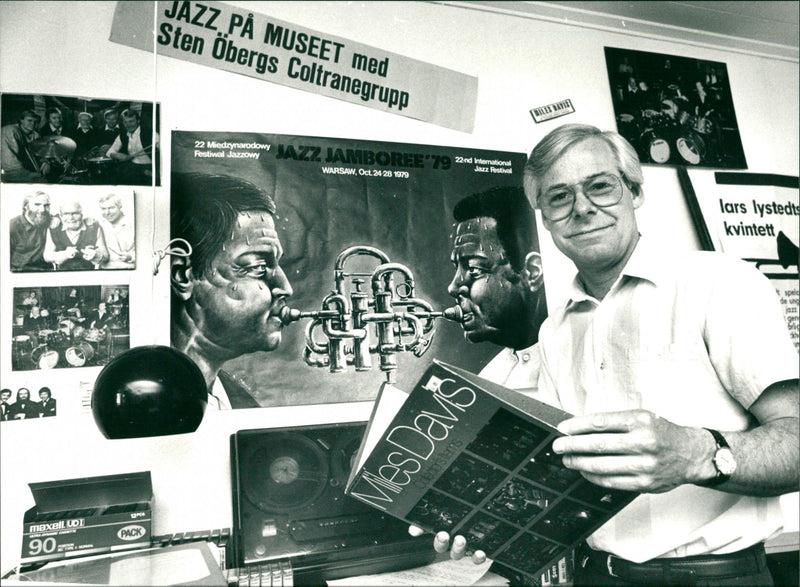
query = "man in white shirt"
xmin=97 ymin=193 xmax=135 ymax=269
xmin=522 ymin=123 xmax=798 ymax=585
xmin=106 ymin=108 xmax=158 ymax=185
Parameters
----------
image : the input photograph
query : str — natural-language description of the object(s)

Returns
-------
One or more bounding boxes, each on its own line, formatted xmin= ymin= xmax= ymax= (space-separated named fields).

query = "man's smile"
xmin=567 ymin=224 xmax=614 ymax=239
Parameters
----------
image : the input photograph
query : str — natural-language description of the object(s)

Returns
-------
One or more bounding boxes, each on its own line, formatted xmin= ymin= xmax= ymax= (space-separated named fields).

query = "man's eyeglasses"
xmin=539 ymin=172 xmax=627 ymax=221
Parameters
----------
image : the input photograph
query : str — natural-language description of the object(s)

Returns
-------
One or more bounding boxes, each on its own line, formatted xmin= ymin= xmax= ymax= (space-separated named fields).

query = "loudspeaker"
xmin=230 ymin=422 xmax=433 ymax=583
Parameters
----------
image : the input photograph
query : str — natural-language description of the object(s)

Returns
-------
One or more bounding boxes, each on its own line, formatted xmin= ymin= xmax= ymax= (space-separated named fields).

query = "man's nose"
xmin=270 ymin=266 xmax=293 ymax=298
xmin=572 ymin=188 xmax=598 ymax=217
xmin=447 ymin=270 xmax=467 ymax=298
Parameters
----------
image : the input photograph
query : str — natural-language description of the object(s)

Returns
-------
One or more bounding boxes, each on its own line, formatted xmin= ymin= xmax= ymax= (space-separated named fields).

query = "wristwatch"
xmin=699 ymin=428 xmax=736 ymax=487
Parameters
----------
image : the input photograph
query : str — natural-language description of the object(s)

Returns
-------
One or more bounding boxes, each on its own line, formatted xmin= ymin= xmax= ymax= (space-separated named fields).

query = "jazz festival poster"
xmin=171 ymin=131 xmax=545 ymax=408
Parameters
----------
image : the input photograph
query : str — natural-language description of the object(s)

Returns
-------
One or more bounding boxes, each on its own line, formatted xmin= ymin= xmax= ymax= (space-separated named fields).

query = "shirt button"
xmin=600 ymin=361 xmax=606 ymax=370
xmin=522 ymin=353 xmax=530 ymax=362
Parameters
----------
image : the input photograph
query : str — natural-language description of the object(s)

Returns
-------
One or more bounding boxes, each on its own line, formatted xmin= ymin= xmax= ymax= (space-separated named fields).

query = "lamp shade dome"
xmin=92 ymin=345 xmax=207 ymax=439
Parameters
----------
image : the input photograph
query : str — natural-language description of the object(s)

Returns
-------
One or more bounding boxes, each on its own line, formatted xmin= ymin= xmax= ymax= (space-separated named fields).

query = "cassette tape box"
xmin=21 ymin=471 xmax=153 ymax=566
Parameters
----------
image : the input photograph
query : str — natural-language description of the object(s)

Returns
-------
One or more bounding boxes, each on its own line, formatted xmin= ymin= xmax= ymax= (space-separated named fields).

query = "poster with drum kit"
xmin=604 ymin=47 xmax=747 ymax=169
xmin=5 ymin=184 xmax=136 ymax=272
xmin=0 ymin=92 xmax=159 ymax=186
xmin=11 ymin=285 xmax=130 ymax=371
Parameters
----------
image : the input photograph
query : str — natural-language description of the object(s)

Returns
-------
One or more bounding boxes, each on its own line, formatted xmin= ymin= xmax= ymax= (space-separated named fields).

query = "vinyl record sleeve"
xmin=347 ymin=360 xmax=639 ymax=583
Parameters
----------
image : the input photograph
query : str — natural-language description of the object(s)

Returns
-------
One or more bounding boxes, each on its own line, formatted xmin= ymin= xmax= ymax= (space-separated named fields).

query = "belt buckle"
xmin=607 ymin=554 xmax=619 ymax=578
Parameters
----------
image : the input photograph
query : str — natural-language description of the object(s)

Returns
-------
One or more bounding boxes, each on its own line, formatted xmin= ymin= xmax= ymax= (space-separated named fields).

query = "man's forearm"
xmin=722 ymin=416 xmax=799 ymax=496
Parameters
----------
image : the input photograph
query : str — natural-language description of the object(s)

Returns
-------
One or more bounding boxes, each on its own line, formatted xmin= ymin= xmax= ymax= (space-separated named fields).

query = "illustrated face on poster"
xmin=5 ymin=184 xmax=136 ymax=272
xmin=170 ymin=132 xmax=547 ymax=408
xmin=0 ymin=92 xmax=160 ymax=186
xmin=604 ymin=47 xmax=747 ymax=169
xmin=11 ymin=285 xmax=130 ymax=371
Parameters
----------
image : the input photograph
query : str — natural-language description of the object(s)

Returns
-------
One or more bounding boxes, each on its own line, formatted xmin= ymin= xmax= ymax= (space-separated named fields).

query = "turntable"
xmin=230 ymin=422 xmax=435 ymax=584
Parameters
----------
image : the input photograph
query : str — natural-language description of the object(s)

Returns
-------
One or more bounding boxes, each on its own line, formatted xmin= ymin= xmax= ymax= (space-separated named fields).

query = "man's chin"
xmin=258 ymin=331 xmax=283 ymax=352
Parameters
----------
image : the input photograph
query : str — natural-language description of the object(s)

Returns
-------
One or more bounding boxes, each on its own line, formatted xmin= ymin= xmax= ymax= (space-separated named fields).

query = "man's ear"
xmin=632 ymin=184 xmax=645 ymax=209
xmin=170 ymin=255 xmax=194 ymax=301
xmin=523 ymin=252 xmax=544 ymax=293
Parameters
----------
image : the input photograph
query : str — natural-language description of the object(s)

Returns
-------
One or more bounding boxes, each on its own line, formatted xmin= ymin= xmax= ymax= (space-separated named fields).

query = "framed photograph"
xmin=1 ymin=382 xmax=58 ymax=422
xmin=1 ymin=92 xmax=160 ymax=186
xmin=604 ymin=47 xmax=747 ymax=169
xmin=11 ymin=284 xmax=130 ymax=371
xmin=5 ymin=184 xmax=136 ymax=272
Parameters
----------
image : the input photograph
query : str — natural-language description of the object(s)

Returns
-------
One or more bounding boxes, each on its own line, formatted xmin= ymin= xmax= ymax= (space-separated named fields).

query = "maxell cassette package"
xmin=21 ymin=471 xmax=153 ymax=566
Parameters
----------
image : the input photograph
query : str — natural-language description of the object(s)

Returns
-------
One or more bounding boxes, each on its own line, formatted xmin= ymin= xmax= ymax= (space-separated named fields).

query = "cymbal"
xmin=29 ymin=135 xmax=77 ymax=159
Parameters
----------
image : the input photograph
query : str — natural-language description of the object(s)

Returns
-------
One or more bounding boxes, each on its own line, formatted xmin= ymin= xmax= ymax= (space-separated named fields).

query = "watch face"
xmin=714 ymin=447 xmax=737 ymax=476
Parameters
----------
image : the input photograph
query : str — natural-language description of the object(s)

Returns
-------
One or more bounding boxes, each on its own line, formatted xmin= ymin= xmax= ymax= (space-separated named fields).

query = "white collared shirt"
xmin=106 ymin=127 xmax=156 ymax=164
xmin=537 ymin=236 xmax=797 ymax=561
xmin=209 ymin=377 xmax=233 ymax=410
xmin=478 ymin=343 xmax=546 ymax=402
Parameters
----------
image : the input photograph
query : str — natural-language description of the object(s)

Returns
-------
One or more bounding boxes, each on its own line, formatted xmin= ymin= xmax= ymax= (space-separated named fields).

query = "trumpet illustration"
xmin=280 ymin=245 xmax=464 ymax=383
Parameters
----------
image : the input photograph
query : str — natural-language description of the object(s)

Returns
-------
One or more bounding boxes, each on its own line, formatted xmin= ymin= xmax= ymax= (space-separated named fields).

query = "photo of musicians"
xmin=604 ymin=47 xmax=747 ymax=168
xmin=11 ymin=285 xmax=130 ymax=371
xmin=1 ymin=93 xmax=160 ymax=186
xmin=6 ymin=185 xmax=136 ymax=272
xmin=0 ymin=385 xmax=57 ymax=421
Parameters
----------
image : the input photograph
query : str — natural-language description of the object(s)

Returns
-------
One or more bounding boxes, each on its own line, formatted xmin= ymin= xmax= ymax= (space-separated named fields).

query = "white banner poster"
xmin=110 ymin=1 xmax=478 ymax=132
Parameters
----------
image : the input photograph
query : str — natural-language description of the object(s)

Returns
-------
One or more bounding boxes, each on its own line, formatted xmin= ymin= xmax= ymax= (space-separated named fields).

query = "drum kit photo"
xmin=25 ymin=136 xmax=115 ymax=184
xmin=617 ymin=102 xmax=717 ymax=166
xmin=12 ymin=319 xmax=112 ymax=371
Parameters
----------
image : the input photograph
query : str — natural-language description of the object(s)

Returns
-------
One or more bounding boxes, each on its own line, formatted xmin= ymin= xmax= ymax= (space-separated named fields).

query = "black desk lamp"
xmin=91 ymin=345 xmax=207 ymax=439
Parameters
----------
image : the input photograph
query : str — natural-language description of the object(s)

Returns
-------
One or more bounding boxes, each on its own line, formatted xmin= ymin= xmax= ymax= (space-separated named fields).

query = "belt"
xmin=578 ymin=542 xmax=767 ymax=583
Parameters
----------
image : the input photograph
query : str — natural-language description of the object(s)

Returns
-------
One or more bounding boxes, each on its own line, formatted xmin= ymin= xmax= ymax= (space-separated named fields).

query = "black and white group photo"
xmin=1 ymin=385 xmax=57 ymax=421
xmin=11 ymin=285 xmax=130 ymax=371
xmin=7 ymin=185 xmax=136 ymax=273
xmin=605 ymin=47 xmax=747 ymax=168
xmin=1 ymin=93 xmax=160 ymax=186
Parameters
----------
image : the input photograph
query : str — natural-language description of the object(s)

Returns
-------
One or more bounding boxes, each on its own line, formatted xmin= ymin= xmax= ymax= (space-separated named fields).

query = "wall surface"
xmin=1 ymin=1 xmax=797 ymax=574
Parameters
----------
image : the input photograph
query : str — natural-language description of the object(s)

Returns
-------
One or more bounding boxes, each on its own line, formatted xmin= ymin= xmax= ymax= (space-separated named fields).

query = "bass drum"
xmin=66 ymin=342 xmax=95 ymax=367
xmin=31 ymin=345 xmax=59 ymax=369
xmin=639 ymin=129 xmax=671 ymax=164
xmin=675 ymin=132 xmax=706 ymax=165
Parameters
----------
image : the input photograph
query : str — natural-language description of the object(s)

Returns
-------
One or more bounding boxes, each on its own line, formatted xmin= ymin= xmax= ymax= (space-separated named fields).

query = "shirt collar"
xmin=497 ymin=341 xmax=540 ymax=362
xmin=210 ymin=376 xmax=232 ymax=410
xmin=565 ymin=235 xmax=664 ymax=308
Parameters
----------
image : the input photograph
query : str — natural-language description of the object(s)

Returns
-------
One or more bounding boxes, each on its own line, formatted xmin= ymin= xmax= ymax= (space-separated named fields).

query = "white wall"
xmin=1 ymin=1 xmax=797 ymax=573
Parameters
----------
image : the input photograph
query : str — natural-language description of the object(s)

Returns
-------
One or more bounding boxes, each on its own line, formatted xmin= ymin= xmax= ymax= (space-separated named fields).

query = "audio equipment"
xmin=230 ymin=422 xmax=434 ymax=584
